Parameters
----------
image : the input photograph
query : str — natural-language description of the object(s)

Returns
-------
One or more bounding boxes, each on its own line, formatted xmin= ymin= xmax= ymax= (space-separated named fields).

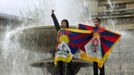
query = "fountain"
xmin=1 ymin=0 xmax=134 ymax=75
xmin=7 ymin=26 xmax=92 ymax=75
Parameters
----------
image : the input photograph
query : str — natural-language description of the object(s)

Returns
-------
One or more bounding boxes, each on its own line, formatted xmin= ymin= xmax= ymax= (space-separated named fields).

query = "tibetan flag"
xmin=78 ymin=24 xmax=121 ymax=68
xmin=57 ymin=28 xmax=93 ymax=54
xmin=55 ymin=28 xmax=92 ymax=64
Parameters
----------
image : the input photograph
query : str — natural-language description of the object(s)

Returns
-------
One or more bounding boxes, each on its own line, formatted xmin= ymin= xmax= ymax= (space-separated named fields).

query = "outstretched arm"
xmin=51 ymin=10 xmax=60 ymax=31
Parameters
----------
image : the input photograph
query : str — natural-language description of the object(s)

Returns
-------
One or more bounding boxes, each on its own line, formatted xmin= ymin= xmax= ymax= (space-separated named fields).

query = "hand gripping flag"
xmin=55 ymin=28 xmax=92 ymax=64
xmin=78 ymin=24 xmax=121 ymax=68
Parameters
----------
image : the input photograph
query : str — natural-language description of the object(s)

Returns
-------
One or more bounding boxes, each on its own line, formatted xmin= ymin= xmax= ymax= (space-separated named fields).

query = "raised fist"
xmin=52 ymin=10 xmax=55 ymax=13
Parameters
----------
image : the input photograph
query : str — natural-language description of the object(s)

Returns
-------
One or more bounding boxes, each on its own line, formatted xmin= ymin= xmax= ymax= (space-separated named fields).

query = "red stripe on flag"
xmin=69 ymin=43 xmax=81 ymax=47
xmin=64 ymin=31 xmax=71 ymax=35
xmin=70 ymin=34 xmax=89 ymax=40
xmin=101 ymin=40 xmax=109 ymax=52
xmin=85 ymin=25 xmax=94 ymax=30
xmin=101 ymin=36 xmax=120 ymax=42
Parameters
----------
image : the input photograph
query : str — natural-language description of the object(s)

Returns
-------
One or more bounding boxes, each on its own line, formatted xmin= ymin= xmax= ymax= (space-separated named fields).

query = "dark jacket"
xmin=51 ymin=13 xmax=61 ymax=31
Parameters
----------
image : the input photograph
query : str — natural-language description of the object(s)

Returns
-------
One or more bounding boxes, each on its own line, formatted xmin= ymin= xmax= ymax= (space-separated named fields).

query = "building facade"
xmin=79 ymin=0 xmax=134 ymax=75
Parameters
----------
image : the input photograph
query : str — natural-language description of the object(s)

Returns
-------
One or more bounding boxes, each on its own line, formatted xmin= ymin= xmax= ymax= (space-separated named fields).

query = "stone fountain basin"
xmin=30 ymin=58 xmax=92 ymax=75
xmin=30 ymin=58 xmax=92 ymax=67
xmin=10 ymin=26 xmax=57 ymax=53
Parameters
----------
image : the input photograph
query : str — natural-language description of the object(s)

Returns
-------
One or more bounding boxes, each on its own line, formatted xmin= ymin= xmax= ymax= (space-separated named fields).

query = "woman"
xmin=51 ymin=10 xmax=74 ymax=75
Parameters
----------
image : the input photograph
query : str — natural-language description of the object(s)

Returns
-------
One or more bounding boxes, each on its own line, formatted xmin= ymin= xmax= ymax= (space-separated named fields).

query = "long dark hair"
xmin=61 ymin=19 xmax=69 ymax=28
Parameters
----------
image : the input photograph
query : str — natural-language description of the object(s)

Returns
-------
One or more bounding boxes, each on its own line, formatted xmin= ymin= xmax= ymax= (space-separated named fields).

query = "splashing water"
xmin=0 ymin=25 xmax=54 ymax=75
